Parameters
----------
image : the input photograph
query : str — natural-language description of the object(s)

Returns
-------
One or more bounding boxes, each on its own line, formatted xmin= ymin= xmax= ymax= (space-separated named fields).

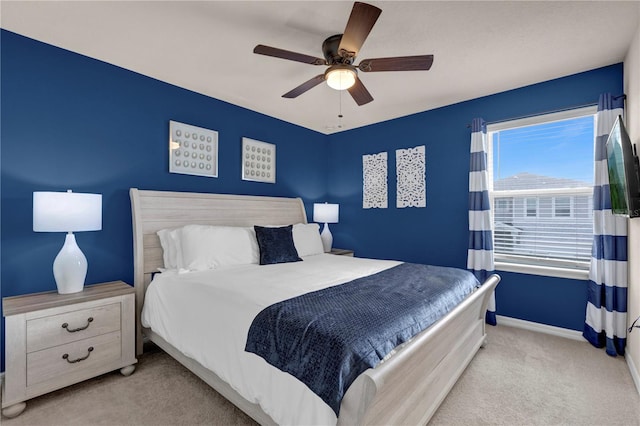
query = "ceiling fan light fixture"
xmin=325 ymin=66 xmax=357 ymax=90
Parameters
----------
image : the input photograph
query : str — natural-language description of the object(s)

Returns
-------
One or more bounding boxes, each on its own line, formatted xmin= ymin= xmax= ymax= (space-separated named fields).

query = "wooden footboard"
xmin=339 ymin=274 xmax=500 ymax=425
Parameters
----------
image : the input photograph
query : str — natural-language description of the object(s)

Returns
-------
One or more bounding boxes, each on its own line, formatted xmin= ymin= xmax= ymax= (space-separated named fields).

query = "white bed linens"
xmin=141 ymin=254 xmax=401 ymax=425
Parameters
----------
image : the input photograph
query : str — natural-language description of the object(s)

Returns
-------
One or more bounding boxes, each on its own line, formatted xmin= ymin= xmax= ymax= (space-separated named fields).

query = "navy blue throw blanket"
xmin=245 ymin=263 xmax=480 ymax=416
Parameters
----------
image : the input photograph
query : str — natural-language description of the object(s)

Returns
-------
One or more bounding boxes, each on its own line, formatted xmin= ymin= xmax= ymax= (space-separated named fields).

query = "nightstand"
xmin=1 ymin=281 xmax=137 ymax=418
xmin=330 ymin=248 xmax=354 ymax=256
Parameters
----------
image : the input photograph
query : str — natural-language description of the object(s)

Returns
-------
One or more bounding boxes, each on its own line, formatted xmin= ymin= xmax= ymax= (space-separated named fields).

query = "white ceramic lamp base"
xmin=53 ymin=232 xmax=87 ymax=294
xmin=320 ymin=223 xmax=333 ymax=253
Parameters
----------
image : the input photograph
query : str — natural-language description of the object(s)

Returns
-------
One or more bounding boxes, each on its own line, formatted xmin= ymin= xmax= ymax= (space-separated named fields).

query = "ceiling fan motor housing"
xmin=322 ymin=34 xmax=354 ymax=64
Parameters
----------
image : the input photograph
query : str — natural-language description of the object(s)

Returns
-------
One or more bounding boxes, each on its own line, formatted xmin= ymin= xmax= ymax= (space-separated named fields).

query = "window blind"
xmin=488 ymin=109 xmax=595 ymax=269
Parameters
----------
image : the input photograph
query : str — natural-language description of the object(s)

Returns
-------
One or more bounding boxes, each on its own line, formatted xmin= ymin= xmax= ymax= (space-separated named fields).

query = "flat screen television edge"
xmin=605 ymin=115 xmax=640 ymax=218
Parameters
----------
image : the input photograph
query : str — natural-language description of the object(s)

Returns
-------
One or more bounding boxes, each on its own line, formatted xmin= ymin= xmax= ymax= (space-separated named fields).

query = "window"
xmin=553 ymin=196 xmax=572 ymax=217
xmin=487 ymin=106 xmax=596 ymax=278
xmin=495 ymin=198 xmax=513 ymax=221
xmin=525 ymin=198 xmax=538 ymax=217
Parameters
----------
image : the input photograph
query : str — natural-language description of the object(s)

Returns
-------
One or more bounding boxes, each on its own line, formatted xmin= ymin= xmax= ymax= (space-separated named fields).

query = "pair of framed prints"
xmin=168 ymin=120 xmax=275 ymax=184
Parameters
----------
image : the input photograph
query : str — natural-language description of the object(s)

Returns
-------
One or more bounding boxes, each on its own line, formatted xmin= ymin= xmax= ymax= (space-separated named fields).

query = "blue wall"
xmin=0 ymin=30 xmax=329 ymax=370
xmin=0 ymin=29 xmax=625 ymax=372
xmin=327 ymin=63 xmax=624 ymax=333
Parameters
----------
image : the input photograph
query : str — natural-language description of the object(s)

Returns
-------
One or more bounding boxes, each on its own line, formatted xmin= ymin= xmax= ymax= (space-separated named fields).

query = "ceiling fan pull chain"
xmin=338 ymin=90 xmax=344 ymax=129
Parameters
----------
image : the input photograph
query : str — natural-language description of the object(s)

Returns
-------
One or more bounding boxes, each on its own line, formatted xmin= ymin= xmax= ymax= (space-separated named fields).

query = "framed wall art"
xmin=362 ymin=151 xmax=388 ymax=209
xmin=396 ymin=145 xmax=426 ymax=208
xmin=169 ymin=120 xmax=218 ymax=177
xmin=242 ymin=137 xmax=275 ymax=183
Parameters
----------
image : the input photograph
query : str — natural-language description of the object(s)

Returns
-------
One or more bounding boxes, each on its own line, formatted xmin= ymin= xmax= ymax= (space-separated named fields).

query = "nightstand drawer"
xmin=27 ymin=331 xmax=121 ymax=386
xmin=27 ymin=303 xmax=121 ymax=353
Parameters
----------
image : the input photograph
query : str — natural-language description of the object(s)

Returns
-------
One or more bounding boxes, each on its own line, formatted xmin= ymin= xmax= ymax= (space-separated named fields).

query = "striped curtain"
xmin=583 ymin=93 xmax=627 ymax=356
xmin=467 ymin=118 xmax=497 ymax=325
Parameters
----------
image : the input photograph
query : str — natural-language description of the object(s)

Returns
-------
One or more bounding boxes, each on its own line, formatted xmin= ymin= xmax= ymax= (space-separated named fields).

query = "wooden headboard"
xmin=129 ymin=188 xmax=307 ymax=354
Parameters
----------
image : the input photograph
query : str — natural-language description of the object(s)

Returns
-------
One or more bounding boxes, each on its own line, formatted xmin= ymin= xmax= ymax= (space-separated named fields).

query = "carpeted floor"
xmin=3 ymin=325 xmax=639 ymax=425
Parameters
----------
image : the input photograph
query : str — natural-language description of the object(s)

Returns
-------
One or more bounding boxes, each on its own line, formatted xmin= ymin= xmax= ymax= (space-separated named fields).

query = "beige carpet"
xmin=3 ymin=325 xmax=639 ymax=425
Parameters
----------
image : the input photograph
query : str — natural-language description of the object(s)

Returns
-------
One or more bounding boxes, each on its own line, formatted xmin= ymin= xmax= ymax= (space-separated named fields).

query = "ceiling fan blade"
xmin=254 ymin=45 xmax=327 ymax=65
xmin=358 ymin=55 xmax=434 ymax=72
xmin=338 ymin=2 xmax=382 ymax=59
xmin=347 ymin=77 xmax=374 ymax=106
xmin=282 ymin=74 xmax=326 ymax=98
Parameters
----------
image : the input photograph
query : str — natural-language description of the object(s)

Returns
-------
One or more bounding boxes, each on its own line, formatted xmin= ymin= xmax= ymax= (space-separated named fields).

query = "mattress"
xmin=141 ymin=253 xmax=401 ymax=425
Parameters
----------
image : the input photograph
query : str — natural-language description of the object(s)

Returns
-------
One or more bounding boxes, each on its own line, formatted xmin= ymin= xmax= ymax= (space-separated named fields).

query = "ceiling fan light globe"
xmin=325 ymin=67 xmax=357 ymax=90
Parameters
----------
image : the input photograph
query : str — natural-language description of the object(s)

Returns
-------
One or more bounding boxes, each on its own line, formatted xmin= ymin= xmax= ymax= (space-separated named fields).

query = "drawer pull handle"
xmin=62 ymin=347 xmax=94 ymax=363
xmin=61 ymin=317 xmax=93 ymax=332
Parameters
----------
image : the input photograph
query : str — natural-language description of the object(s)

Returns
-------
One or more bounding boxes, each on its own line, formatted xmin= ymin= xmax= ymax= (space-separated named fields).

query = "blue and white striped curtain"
xmin=583 ymin=93 xmax=627 ymax=356
xmin=467 ymin=118 xmax=497 ymax=325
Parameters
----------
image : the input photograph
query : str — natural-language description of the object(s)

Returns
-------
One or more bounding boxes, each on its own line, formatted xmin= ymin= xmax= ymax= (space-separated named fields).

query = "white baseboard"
xmin=626 ymin=352 xmax=640 ymax=396
xmin=496 ymin=315 xmax=584 ymax=341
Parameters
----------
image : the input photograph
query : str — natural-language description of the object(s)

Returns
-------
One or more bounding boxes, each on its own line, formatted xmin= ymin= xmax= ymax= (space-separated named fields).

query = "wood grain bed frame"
xmin=130 ymin=188 xmax=500 ymax=425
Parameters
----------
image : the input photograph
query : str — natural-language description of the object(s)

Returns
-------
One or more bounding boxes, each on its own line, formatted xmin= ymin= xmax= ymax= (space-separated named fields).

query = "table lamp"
xmin=33 ymin=190 xmax=102 ymax=294
xmin=313 ymin=202 xmax=339 ymax=252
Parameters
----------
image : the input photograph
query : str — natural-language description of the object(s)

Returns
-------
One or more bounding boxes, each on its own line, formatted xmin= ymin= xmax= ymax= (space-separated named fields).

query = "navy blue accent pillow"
xmin=254 ymin=225 xmax=302 ymax=265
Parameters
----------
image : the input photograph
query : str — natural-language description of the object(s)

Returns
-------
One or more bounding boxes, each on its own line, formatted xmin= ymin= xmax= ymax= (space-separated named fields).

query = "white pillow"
xmin=293 ymin=223 xmax=324 ymax=257
xmin=180 ymin=224 xmax=260 ymax=271
xmin=169 ymin=228 xmax=185 ymax=269
xmin=157 ymin=228 xmax=183 ymax=270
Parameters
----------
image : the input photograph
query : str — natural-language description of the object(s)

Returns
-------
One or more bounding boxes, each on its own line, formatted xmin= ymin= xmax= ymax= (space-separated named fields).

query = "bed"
xmin=130 ymin=188 xmax=500 ymax=425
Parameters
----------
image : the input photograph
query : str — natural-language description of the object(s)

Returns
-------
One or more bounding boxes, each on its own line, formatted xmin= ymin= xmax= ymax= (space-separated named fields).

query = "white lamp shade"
xmin=313 ymin=203 xmax=339 ymax=224
xmin=33 ymin=191 xmax=102 ymax=232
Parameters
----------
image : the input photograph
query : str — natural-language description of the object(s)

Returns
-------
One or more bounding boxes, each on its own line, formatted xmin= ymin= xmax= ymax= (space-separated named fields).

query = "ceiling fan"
xmin=253 ymin=2 xmax=434 ymax=106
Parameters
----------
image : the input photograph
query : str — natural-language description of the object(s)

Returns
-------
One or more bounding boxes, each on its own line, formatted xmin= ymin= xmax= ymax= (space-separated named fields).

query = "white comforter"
xmin=141 ymin=254 xmax=400 ymax=425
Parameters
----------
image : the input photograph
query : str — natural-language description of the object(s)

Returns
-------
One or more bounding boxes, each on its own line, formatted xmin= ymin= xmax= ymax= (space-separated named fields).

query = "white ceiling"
xmin=2 ymin=1 xmax=639 ymax=134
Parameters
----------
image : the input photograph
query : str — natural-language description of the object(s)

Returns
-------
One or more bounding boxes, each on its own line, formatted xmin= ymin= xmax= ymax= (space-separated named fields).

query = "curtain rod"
xmin=465 ymin=94 xmax=626 ymax=128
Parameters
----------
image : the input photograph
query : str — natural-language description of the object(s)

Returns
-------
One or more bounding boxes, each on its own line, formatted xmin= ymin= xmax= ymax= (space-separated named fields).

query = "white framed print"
xmin=242 ymin=138 xmax=275 ymax=183
xmin=169 ymin=120 xmax=218 ymax=178
xmin=396 ymin=145 xmax=426 ymax=208
xmin=363 ymin=151 xmax=388 ymax=208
